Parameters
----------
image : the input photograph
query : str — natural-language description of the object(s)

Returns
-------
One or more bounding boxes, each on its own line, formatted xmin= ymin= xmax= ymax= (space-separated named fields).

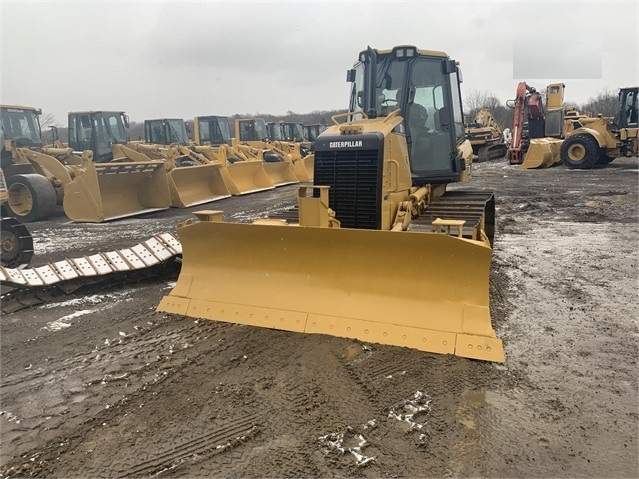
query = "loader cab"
xmin=266 ymin=122 xmax=284 ymax=141
xmin=68 ymin=111 xmax=128 ymax=163
xmin=614 ymin=87 xmax=638 ymax=128
xmin=237 ymin=119 xmax=268 ymax=143
xmin=144 ymin=119 xmax=189 ymax=146
xmin=303 ymin=124 xmax=327 ymax=142
xmin=346 ymin=46 xmax=466 ymax=184
xmin=193 ymin=116 xmax=232 ymax=146
xmin=0 ymin=106 xmax=44 ymax=167
xmin=281 ymin=122 xmax=305 ymax=142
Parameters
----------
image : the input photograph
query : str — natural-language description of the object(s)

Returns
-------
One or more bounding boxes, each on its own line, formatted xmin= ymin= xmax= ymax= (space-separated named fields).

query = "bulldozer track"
xmin=268 ymin=189 xmax=495 ymax=244
xmin=0 ymin=233 xmax=182 ymax=314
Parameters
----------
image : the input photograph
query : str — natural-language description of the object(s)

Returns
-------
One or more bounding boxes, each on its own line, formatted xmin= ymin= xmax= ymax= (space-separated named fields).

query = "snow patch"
xmin=43 ymin=309 xmax=93 ymax=331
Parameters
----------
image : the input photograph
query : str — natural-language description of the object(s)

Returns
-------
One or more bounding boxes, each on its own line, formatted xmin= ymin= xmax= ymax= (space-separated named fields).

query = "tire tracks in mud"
xmin=0 ymin=313 xmax=239 ymax=476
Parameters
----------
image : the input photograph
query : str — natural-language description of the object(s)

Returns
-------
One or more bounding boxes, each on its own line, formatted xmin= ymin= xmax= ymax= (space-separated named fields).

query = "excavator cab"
xmin=159 ymin=46 xmax=504 ymax=363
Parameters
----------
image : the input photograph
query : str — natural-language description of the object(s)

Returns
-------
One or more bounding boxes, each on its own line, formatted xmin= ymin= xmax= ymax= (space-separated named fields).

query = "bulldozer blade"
xmin=157 ymin=218 xmax=505 ymax=363
xmin=225 ymin=161 xmax=275 ymax=195
xmin=168 ymin=164 xmax=232 ymax=208
xmin=263 ymin=162 xmax=300 ymax=187
xmin=63 ymin=161 xmax=171 ymax=222
xmin=520 ymin=139 xmax=563 ymax=169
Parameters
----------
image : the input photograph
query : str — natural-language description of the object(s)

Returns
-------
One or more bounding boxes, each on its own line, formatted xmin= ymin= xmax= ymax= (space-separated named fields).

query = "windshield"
xmin=198 ymin=117 xmax=231 ymax=145
xmin=269 ymin=124 xmax=283 ymax=141
xmin=0 ymin=107 xmax=43 ymax=146
xmin=239 ymin=119 xmax=268 ymax=141
xmin=166 ymin=120 xmax=188 ymax=144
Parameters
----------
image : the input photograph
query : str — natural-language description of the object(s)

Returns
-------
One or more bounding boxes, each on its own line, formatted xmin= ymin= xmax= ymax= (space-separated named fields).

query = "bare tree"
xmin=39 ymin=113 xmax=61 ymax=144
xmin=579 ymin=88 xmax=619 ymax=118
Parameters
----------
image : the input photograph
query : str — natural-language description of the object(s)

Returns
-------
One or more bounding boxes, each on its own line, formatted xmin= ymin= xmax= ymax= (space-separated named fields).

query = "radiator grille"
xmin=313 ymin=147 xmax=382 ymax=229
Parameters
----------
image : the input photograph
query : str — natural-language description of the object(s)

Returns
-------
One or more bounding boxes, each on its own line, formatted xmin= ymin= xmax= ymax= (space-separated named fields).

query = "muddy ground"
xmin=1 ymin=157 xmax=637 ymax=478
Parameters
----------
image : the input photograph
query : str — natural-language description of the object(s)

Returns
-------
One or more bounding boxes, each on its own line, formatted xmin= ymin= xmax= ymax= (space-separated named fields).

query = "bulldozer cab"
xmin=68 ymin=111 xmax=129 ymax=162
xmin=346 ymin=46 xmax=466 ymax=185
xmin=193 ymin=116 xmax=232 ymax=146
xmin=614 ymin=87 xmax=638 ymax=128
xmin=144 ymin=119 xmax=189 ymax=146
xmin=0 ymin=106 xmax=44 ymax=167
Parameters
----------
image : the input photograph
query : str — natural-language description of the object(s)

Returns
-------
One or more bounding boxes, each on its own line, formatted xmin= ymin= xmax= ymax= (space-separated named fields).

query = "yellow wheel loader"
xmin=266 ymin=121 xmax=314 ymax=182
xmin=560 ymin=86 xmax=638 ymax=169
xmin=120 ymin=117 xmax=233 ymax=208
xmin=1 ymin=106 xmax=170 ymax=222
xmin=464 ymin=108 xmax=507 ymax=161
xmin=0 ymin=167 xmax=33 ymax=267
xmin=136 ymin=116 xmax=275 ymax=198
xmin=281 ymin=121 xmax=314 ymax=180
xmin=191 ymin=115 xmax=275 ymax=195
xmin=233 ymin=118 xmax=302 ymax=186
xmin=158 ymin=45 xmax=505 ymax=363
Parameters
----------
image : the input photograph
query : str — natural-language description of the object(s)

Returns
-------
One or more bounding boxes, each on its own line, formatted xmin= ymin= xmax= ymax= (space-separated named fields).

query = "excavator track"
xmin=477 ymin=143 xmax=507 ymax=162
xmin=1 ymin=233 xmax=182 ymax=314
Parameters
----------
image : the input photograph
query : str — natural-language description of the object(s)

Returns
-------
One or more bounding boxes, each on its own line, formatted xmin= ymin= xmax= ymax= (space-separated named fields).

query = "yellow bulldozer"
xmin=560 ymin=86 xmax=638 ymax=168
xmin=464 ymin=108 xmax=507 ymax=161
xmin=1 ymin=106 xmax=170 ymax=222
xmin=158 ymin=45 xmax=505 ymax=363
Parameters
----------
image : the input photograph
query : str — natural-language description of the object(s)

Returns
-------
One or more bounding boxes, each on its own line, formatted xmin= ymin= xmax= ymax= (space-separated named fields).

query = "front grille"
xmin=314 ymin=146 xmax=382 ymax=229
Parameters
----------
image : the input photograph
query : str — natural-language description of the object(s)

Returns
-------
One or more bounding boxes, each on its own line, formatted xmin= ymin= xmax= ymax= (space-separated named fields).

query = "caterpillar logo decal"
xmin=329 ymin=141 xmax=363 ymax=148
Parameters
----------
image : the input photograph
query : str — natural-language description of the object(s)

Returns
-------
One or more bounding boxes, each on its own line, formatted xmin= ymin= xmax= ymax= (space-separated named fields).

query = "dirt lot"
xmin=1 ymin=157 xmax=638 ymax=478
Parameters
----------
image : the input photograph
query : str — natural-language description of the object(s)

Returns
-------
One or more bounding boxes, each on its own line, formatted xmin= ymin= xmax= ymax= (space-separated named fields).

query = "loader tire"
xmin=6 ymin=174 xmax=57 ymax=222
xmin=596 ymin=153 xmax=615 ymax=166
xmin=560 ymin=134 xmax=600 ymax=169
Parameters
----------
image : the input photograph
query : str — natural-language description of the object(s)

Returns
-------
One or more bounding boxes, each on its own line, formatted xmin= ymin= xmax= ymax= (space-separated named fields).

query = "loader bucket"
xmin=63 ymin=161 xmax=171 ymax=222
xmin=157 ymin=216 xmax=505 ymax=363
xmin=520 ymin=139 xmax=563 ymax=169
xmin=291 ymin=158 xmax=312 ymax=183
xmin=226 ymin=161 xmax=275 ymax=195
xmin=303 ymin=154 xmax=314 ymax=182
xmin=263 ymin=161 xmax=300 ymax=187
xmin=167 ymin=164 xmax=232 ymax=208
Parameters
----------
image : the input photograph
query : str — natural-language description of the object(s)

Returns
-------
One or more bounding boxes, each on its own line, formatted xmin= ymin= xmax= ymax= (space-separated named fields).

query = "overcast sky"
xmin=1 ymin=0 xmax=637 ymax=125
